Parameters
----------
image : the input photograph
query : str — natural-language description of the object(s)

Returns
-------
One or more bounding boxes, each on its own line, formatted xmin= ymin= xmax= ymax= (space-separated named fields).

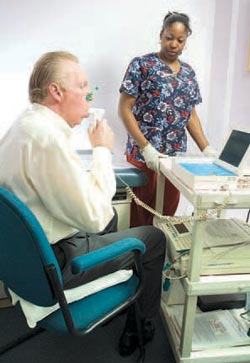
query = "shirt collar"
xmin=31 ymin=103 xmax=73 ymax=138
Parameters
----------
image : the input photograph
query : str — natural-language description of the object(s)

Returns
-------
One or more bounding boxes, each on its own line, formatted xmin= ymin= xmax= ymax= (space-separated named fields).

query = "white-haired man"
xmin=0 ymin=51 xmax=167 ymax=356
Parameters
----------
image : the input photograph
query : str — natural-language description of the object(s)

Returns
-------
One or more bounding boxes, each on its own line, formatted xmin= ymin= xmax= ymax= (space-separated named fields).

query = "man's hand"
xmin=88 ymin=119 xmax=114 ymax=151
xmin=141 ymin=143 xmax=167 ymax=172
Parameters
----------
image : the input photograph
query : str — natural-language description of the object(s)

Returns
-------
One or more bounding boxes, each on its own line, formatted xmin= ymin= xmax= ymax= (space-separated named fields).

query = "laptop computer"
xmin=215 ymin=129 xmax=250 ymax=174
xmin=183 ymin=129 xmax=250 ymax=175
xmin=171 ymin=129 xmax=250 ymax=189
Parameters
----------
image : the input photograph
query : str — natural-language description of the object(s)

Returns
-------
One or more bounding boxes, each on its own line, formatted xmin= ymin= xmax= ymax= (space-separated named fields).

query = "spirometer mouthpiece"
xmin=88 ymin=108 xmax=106 ymax=127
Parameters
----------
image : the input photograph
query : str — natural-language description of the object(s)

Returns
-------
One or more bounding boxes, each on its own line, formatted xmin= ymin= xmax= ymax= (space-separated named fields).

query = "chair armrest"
xmin=70 ymin=237 xmax=145 ymax=274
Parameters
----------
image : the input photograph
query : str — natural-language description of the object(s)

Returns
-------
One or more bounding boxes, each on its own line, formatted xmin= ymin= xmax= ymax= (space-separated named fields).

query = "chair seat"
xmin=9 ymin=269 xmax=133 ymax=328
xmin=0 ymin=186 xmax=145 ymax=359
xmin=38 ymin=275 xmax=138 ymax=334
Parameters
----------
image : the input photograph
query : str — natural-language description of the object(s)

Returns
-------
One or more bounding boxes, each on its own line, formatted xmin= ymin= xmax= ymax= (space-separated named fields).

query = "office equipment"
xmin=218 ymin=130 xmax=250 ymax=172
xmin=0 ymin=187 xmax=146 ymax=361
xmin=155 ymin=158 xmax=250 ymax=363
xmin=172 ymin=129 xmax=250 ymax=190
xmin=154 ymin=218 xmax=193 ymax=253
xmin=155 ymin=218 xmax=250 ymax=254
xmin=158 ymin=217 xmax=250 ymax=275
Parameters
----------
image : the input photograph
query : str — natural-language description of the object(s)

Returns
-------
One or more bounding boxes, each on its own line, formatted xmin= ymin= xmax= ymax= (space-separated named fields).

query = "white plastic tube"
xmin=88 ymin=108 xmax=105 ymax=127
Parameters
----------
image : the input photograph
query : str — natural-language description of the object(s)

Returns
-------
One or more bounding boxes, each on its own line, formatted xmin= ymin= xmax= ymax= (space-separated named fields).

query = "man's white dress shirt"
xmin=0 ymin=103 xmax=116 ymax=244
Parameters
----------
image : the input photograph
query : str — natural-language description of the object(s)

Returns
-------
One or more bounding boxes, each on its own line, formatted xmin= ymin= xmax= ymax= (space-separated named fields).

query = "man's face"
xmin=59 ymin=60 xmax=91 ymax=127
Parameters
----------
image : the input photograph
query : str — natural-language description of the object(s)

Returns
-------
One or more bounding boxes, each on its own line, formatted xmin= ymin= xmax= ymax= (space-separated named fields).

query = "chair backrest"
xmin=0 ymin=187 xmax=62 ymax=307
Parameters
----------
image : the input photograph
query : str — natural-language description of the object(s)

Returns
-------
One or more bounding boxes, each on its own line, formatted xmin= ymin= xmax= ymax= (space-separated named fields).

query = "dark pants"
xmin=52 ymin=213 xmax=166 ymax=318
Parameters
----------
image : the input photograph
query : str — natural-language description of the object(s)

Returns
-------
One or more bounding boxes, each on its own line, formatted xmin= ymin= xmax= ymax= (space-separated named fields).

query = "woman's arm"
xmin=187 ymin=107 xmax=209 ymax=151
xmin=118 ymin=92 xmax=148 ymax=150
xmin=118 ymin=92 xmax=163 ymax=171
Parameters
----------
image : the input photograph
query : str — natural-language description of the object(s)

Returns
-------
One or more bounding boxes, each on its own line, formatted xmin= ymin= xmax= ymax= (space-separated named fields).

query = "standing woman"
xmin=118 ymin=11 xmax=215 ymax=227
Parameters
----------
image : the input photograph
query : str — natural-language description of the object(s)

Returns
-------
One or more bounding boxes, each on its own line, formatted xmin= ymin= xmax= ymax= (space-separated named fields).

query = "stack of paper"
xmin=180 ymin=243 xmax=250 ymax=275
xmin=180 ymin=244 xmax=250 ymax=275
xmin=166 ymin=305 xmax=250 ymax=350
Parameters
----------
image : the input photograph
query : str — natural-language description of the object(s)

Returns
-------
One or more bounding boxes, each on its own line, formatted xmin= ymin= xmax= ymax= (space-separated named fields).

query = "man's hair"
xmin=29 ymin=51 xmax=79 ymax=103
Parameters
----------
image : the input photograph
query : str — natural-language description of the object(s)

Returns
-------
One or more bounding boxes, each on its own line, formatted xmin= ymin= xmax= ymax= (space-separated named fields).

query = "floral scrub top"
xmin=119 ymin=53 xmax=202 ymax=161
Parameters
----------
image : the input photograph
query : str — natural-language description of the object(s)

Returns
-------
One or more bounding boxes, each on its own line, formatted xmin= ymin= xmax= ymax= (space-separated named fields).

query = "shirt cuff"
xmin=92 ymin=146 xmax=112 ymax=163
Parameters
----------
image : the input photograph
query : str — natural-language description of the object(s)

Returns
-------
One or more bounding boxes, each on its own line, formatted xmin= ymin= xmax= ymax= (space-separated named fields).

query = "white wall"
xmin=229 ymin=0 xmax=250 ymax=133
xmin=206 ymin=0 xmax=250 ymax=147
xmin=0 ymin=0 xmax=249 ymax=154
xmin=1 ymin=0 xmax=249 ymax=220
xmin=0 ymin=0 xmax=216 ymax=156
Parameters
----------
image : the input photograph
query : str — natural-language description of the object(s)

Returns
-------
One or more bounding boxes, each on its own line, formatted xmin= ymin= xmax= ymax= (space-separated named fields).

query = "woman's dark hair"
xmin=161 ymin=11 xmax=192 ymax=36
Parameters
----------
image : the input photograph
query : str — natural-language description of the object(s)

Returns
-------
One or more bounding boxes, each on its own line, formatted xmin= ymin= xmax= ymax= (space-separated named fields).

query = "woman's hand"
xmin=141 ymin=143 xmax=167 ymax=172
xmin=202 ymin=145 xmax=216 ymax=157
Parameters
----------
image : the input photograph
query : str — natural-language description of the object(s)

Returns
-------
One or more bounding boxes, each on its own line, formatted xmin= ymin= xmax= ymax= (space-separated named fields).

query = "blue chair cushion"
xmin=38 ymin=275 xmax=138 ymax=334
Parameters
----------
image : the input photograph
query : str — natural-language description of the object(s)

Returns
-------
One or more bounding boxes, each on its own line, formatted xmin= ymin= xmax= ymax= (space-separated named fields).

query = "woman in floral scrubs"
xmin=118 ymin=11 xmax=215 ymax=227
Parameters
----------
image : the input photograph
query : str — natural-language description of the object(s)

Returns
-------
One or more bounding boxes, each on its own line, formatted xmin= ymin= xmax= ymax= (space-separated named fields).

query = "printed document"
xmin=167 ymin=305 xmax=250 ymax=350
xmin=202 ymin=219 xmax=250 ymax=248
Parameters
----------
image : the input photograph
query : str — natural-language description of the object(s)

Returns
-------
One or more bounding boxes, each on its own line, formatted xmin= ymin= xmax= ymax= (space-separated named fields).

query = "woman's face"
xmin=160 ymin=22 xmax=188 ymax=62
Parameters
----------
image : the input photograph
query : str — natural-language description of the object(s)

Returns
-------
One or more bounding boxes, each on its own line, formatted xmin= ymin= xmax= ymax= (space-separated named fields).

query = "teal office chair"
xmin=0 ymin=186 xmax=146 ymax=362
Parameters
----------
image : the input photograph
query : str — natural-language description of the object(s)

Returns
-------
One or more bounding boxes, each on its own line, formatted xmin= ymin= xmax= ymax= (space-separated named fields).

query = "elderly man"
xmin=0 ymin=51 xmax=166 ymax=356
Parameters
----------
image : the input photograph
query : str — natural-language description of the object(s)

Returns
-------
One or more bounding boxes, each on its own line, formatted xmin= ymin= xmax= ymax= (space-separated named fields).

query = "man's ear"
xmin=48 ymin=83 xmax=62 ymax=101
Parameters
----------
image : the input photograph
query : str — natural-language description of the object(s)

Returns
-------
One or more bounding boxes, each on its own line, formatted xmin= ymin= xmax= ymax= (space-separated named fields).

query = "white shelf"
xmin=161 ymin=302 xmax=250 ymax=363
xmin=182 ymin=275 xmax=250 ymax=296
xmin=157 ymin=158 xmax=250 ymax=363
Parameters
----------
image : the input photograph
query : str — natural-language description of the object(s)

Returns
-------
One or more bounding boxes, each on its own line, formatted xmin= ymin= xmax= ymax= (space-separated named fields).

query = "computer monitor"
xmin=216 ymin=129 xmax=250 ymax=174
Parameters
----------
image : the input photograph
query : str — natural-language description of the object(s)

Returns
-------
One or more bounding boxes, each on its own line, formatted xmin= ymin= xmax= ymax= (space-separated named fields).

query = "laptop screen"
xmin=219 ymin=130 xmax=250 ymax=167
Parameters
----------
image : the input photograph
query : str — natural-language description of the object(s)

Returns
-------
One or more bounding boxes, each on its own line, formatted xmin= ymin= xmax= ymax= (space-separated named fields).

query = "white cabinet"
xmin=155 ymin=159 xmax=250 ymax=363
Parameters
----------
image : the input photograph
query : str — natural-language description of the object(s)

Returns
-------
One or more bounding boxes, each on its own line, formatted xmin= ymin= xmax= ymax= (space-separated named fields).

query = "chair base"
xmin=0 ymin=327 xmax=44 ymax=355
